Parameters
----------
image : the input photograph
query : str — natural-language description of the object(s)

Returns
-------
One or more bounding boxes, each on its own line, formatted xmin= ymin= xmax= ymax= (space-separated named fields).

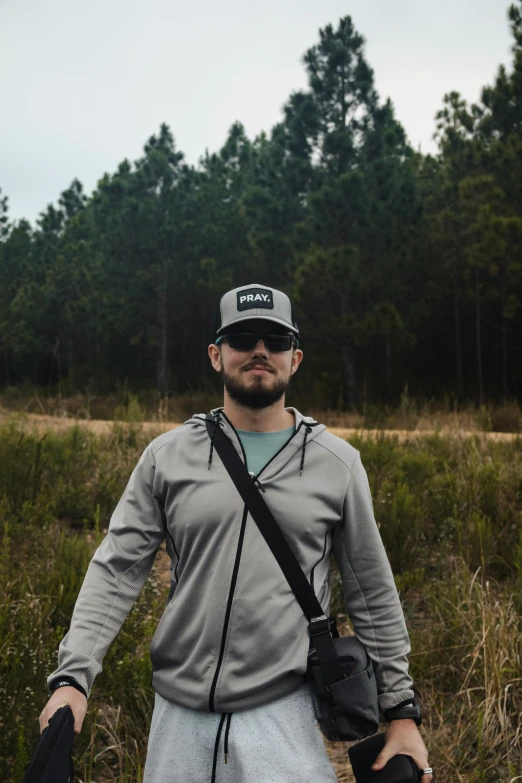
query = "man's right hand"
xmin=39 ymin=687 xmax=87 ymax=735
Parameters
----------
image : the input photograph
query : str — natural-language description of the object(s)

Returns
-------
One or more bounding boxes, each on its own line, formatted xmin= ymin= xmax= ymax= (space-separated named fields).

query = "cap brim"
xmin=216 ymin=315 xmax=299 ymax=335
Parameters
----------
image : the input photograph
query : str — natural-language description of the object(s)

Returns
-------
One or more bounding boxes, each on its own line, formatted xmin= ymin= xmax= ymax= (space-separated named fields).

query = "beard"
xmin=220 ymin=365 xmax=292 ymax=410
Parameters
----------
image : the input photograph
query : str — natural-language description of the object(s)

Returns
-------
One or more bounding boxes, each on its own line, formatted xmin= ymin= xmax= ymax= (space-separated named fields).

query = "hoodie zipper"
xmin=206 ymin=409 xmax=317 ymax=712
xmin=208 ymin=410 xmax=251 ymax=712
xmin=209 ymin=505 xmax=248 ymax=712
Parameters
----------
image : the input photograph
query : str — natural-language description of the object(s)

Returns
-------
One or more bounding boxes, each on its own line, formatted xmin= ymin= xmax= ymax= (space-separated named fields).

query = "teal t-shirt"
xmin=236 ymin=425 xmax=296 ymax=476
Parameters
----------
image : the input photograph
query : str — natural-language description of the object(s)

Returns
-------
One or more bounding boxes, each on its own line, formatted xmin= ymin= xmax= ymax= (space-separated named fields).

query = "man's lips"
xmin=245 ymin=366 xmax=272 ymax=373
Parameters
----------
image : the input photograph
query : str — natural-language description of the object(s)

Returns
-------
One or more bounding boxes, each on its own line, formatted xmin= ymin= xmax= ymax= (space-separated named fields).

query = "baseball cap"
xmin=216 ymin=284 xmax=299 ymax=337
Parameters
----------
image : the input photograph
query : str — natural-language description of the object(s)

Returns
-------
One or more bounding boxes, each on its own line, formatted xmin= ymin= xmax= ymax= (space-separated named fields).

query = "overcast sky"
xmin=0 ymin=0 xmax=514 ymax=225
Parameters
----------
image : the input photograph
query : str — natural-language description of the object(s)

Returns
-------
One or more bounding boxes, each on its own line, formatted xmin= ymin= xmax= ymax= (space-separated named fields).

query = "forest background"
xmin=1 ymin=3 xmax=522 ymax=419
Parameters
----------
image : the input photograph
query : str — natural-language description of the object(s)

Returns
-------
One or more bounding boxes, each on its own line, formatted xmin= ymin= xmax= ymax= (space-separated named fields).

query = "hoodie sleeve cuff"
xmin=378 ymin=689 xmax=415 ymax=713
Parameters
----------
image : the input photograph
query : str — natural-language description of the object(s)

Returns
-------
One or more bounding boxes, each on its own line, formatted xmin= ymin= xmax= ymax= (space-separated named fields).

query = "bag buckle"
xmin=308 ymin=615 xmax=331 ymax=638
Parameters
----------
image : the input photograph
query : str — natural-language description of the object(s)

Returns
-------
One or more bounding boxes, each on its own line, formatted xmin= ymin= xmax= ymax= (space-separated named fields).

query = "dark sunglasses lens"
xmin=264 ymin=335 xmax=293 ymax=351
xmin=227 ymin=334 xmax=257 ymax=350
xmin=225 ymin=333 xmax=294 ymax=351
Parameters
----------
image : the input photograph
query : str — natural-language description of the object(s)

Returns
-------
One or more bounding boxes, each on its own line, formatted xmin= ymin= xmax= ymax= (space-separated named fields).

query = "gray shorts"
xmin=142 ymin=682 xmax=338 ymax=782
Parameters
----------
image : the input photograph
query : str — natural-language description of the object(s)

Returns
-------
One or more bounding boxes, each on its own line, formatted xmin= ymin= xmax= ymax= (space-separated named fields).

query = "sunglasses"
xmin=216 ymin=332 xmax=299 ymax=352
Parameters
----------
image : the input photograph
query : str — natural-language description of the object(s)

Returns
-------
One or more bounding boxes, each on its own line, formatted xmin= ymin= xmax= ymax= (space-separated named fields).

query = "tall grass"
xmin=0 ymin=414 xmax=521 ymax=782
xmin=329 ymin=431 xmax=522 ymax=783
xmin=409 ymin=559 xmax=522 ymax=782
xmin=0 ymin=418 xmax=166 ymax=783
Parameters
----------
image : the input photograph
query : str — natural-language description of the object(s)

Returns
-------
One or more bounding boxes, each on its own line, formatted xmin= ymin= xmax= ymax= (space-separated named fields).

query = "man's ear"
xmin=208 ymin=343 xmax=222 ymax=372
xmin=291 ymin=348 xmax=303 ymax=373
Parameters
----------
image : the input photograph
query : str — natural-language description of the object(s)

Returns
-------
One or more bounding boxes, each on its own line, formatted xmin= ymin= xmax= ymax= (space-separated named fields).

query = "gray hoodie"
xmin=47 ymin=406 xmax=415 ymax=714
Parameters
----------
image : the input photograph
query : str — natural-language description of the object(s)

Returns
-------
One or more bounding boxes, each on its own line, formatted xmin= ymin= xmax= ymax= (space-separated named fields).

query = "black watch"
xmin=50 ymin=677 xmax=87 ymax=699
xmin=384 ymin=700 xmax=422 ymax=726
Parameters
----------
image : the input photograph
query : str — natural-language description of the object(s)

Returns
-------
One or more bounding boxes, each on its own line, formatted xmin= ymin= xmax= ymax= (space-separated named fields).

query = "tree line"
xmin=1 ymin=3 xmax=521 ymax=410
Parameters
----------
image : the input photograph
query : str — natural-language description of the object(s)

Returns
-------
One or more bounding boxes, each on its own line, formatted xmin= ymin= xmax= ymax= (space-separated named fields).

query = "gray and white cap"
xmin=216 ymin=284 xmax=299 ymax=336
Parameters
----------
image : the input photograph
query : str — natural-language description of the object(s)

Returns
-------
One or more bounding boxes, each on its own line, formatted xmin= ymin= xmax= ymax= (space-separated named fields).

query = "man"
xmin=41 ymin=283 xmax=433 ymax=782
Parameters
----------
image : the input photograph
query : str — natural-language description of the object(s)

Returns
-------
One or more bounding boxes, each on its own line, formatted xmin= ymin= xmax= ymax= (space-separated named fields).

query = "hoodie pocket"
xmin=149 ymin=595 xmax=176 ymax=657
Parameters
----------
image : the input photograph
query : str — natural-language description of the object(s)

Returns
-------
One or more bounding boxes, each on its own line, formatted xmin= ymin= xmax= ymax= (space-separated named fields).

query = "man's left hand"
xmin=371 ymin=719 xmax=433 ymax=782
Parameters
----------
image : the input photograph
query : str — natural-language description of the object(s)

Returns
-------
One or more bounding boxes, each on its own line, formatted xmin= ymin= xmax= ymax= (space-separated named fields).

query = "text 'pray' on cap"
xmin=216 ymin=284 xmax=299 ymax=336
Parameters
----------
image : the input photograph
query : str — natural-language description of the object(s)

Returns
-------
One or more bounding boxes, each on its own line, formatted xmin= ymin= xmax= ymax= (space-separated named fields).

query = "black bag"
xmin=205 ymin=416 xmax=380 ymax=741
xmin=348 ymin=732 xmax=421 ymax=782
xmin=307 ymin=629 xmax=380 ymax=740
xmin=23 ymin=705 xmax=75 ymax=783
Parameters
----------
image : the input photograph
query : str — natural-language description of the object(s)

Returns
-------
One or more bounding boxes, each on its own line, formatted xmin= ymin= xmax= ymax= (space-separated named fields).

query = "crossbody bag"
xmin=205 ymin=415 xmax=380 ymax=741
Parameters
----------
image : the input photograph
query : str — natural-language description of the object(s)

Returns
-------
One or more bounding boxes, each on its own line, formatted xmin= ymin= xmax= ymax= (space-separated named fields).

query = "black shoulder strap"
xmin=205 ymin=414 xmax=344 ymax=685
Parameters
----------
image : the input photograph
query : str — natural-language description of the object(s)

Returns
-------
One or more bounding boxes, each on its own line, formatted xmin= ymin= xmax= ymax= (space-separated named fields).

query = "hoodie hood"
xmin=187 ymin=406 xmax=326 ymax=480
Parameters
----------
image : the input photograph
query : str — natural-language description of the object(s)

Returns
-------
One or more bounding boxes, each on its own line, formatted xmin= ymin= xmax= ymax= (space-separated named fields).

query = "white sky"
xmin=0 ymin=0 xmax=514 ymax=225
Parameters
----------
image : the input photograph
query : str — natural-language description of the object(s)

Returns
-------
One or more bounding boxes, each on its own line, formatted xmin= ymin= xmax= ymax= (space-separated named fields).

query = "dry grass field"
xmin=2 ymin=402 xmax=521 ymax=782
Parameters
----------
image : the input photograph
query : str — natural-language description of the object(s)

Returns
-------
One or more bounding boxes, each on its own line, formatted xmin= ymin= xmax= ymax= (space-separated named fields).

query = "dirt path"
xmin=3 ymin=411 xmax=520 ymax=443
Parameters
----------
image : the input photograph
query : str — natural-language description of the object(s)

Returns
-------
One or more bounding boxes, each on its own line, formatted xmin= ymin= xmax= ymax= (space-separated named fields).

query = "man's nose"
xmin=252 ymin=338 xmax=269 ymax=354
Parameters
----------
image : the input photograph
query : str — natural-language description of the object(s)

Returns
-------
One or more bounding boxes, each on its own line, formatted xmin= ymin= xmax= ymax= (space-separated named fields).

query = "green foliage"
xmin=376 ymin=478 xmax=425 ymax=573
xmin=394 ymin=567 xmax=426 ymax=593
xmin=113 ymin=392 xmax=145 ymax=423
xmin=0 ymin=418 xmax=149 ymax=530
xmin=350 ymin=432 xmax=401 ymax=496
xmin=344 ymin=430 xmax=522 ymax=584
xmin=12 ymin=724 xmax=30 ymax=783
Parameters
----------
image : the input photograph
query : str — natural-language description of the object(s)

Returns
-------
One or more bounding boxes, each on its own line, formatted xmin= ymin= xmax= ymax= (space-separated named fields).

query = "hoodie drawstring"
xmin=207 ymin=410 xmax=317 ymax=478
xmin=224 ymin=712 xmax=232 ymax=763
xmin=211 ymin=712 xmax=233 ymax=782
xmin=208 ymin=412 xmax=220 ymax=470
xmin=253 ymin=476 xmax=266 ymax=492
xmin=300 ymin=426 xmax=313 ymax=477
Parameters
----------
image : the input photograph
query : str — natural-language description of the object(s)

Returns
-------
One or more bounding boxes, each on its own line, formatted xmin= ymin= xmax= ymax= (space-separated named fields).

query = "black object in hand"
xmin=23 ymin=704 xmax=75 ymax=783
xmin=348 ymin=732 xmax=421 ymax=782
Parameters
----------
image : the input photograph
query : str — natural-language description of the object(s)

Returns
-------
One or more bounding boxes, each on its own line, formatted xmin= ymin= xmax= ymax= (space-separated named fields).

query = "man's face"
xmin=208 ymin=320 xmax=303 ymax=410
